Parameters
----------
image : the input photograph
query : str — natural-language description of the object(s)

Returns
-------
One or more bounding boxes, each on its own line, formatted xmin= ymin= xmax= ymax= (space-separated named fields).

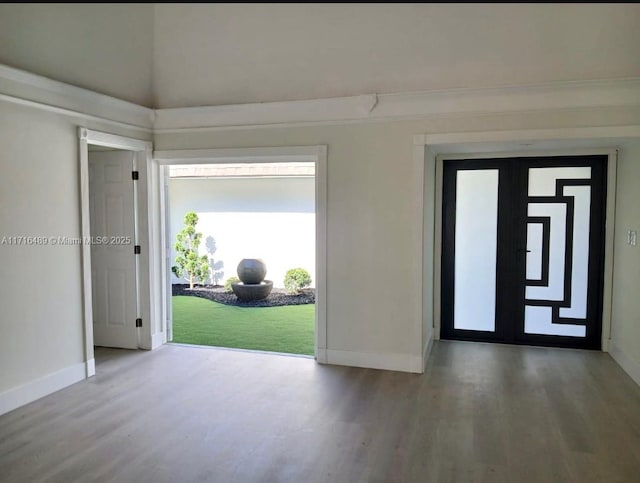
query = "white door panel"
xmin=89 ymin=151 xmax=138 ymax=349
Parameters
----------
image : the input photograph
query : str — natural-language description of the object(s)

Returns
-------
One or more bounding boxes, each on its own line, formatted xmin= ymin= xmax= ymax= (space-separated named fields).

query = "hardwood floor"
xmin=1 ymin=341 xmax=639 ymax=482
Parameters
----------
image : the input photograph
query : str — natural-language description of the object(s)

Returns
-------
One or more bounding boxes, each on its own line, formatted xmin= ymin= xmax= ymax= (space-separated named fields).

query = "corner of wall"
xmin=610 ymin=341 xmax=640 ymax=387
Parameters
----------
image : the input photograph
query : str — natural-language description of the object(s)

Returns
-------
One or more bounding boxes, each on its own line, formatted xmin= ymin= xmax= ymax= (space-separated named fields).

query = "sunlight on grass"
xmin=172 ymin=296 xmax=315 ymax=355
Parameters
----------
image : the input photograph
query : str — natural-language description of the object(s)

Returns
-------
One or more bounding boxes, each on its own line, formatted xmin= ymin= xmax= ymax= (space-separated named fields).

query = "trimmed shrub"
xmin=284 ymin=268 xmax=312 ymax=294
xmin=224 ymin=276 xmax=240 ymax=293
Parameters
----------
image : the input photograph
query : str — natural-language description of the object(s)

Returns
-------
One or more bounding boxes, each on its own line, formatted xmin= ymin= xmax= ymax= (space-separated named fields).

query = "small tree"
xmin=173 ymin=212 xmax=210 ymax=289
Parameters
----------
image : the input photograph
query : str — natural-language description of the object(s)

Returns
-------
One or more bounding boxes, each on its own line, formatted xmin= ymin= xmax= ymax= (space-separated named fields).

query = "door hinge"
xmin=132 ymin=171 xmax=139 ymax=181
xmin=136 ymin=318 xmax=142 ymax=328
xmin=134 ymin=245 xmax=141 ymax=254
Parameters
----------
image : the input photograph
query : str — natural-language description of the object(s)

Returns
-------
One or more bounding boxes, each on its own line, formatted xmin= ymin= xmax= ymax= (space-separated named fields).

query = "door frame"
xmin=433 ymin=148 xmax=617 ymax=351
xmin=152 ymin=146 xmax=328 ymax=362
xmin=415 ymin=126 xmax=640 ymax=369
xmin=79 ymin=128 xmax=154 ymax=376
xmin=439 ymin=154 xmax=609 ymax=349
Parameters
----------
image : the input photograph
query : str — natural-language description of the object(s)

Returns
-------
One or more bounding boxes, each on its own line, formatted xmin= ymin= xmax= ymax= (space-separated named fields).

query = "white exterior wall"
xmin=169 ymin=176 xmax=315 ymax=288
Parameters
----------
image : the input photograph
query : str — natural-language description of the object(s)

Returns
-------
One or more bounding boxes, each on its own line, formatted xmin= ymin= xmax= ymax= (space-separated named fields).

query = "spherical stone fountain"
xmin=231 ymin=258 xmax=273 ymax=301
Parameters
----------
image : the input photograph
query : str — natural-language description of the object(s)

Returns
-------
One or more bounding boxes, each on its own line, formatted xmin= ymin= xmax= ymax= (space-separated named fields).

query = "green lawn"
xmin=171 ymin=296 xmax=315 ymax=355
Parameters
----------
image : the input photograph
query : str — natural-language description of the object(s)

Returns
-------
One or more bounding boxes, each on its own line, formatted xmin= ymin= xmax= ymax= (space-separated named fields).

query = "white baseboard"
xmin=610 ymin=342 xmax=640 ymax=387
xmin=0 ymin=362 xmax=87 ymax=416
xmin=86 ymin=358 xmax=96 ymax=377
xmin=423 ymin=336 xmax=434 ymax=372
xmin=316 ymin=348 xmax=328 ymax=364
xmin=137 ymin=332 xmax=165 ymax=351
xmin=151 ymin=332 xmax=166 ymax=350
xmin=325 ymin=349 xmax=423 ymax=373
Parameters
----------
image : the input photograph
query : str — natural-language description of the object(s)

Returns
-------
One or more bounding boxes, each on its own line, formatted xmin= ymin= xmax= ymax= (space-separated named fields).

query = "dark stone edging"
xmin=172 ymin=284 xmax=315 ymax=307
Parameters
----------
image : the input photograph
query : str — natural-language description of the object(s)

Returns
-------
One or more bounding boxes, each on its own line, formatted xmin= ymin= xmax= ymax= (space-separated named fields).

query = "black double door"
xmin=441 ymin=155 xmax=607 ymax=350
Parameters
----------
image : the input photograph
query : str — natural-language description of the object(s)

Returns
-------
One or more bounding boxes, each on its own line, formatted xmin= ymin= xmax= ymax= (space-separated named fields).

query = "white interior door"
xmin=89 ymin=151 xmax=139 ymax=349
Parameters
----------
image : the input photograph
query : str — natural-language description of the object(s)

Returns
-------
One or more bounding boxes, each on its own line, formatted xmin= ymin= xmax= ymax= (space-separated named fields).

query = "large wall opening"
xmin=168 ymin=162 xmax=317 ymax=356
xmin=169 ymin=163 xmax=316 ymax=290
xmin=154 ymin=146 xmax=328 ymax=362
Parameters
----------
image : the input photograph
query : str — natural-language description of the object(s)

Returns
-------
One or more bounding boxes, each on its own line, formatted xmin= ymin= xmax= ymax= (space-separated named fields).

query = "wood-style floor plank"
xmin=1 ymin=341 xmax=639 ymax=482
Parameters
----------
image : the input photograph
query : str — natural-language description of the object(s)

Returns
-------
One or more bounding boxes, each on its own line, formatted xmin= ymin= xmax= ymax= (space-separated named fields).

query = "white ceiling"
xmin=152 ymin=3 xmax=640 ymax=108
xmin=0 ymin=4 xmax=639 ymax=109
xmin=0 ymin=3 xmax=154 ymax=106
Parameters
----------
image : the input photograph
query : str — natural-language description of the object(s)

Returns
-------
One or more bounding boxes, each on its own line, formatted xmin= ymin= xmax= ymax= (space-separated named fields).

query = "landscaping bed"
xmin=172 ymin=284 xmax=315 ymax=307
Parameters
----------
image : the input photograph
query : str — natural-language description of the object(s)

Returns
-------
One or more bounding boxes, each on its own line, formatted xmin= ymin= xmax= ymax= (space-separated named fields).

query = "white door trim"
xmin=161 ymin=165 xmax=173 ymax=342
xmin=79 ymin=128 xmax=154 ymax=376
xmin=414 ymin=126 xmax=638 ymax=368
xmin=153 ymin=145 xmax=328 ymax=362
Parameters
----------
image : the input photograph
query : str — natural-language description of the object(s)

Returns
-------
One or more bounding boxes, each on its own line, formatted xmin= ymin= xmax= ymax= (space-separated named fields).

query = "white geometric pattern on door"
xmin=525 ymin=167 xmax=592 ymax=337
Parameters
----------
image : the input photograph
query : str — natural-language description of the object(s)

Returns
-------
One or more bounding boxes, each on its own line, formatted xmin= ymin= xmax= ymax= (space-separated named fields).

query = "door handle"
xmin=517 ymin=248 xmax=532 ymax=253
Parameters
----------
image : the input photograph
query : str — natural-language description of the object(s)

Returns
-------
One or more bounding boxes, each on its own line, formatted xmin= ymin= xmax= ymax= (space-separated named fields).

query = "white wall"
xmin=0 ymin=103 xmax=83 ymax=395
xmin=169 ymin=177 xmax=315 ymax=288
xmin=152 ymin=3 xmax=640 ymax=107
xmin=0 ymin=3 xmax=636 ymax=413
xmin=0 ymin=91 xmax=637 ymax=394
xmin=0 ymin=99 xmax=152 ymax=413
xmin=0 ymin=4 xmax=154 ymax=106
xmin=610 ymin=142 xmax=640 ymax=385
xmin=158 ymin=122 xmax=424 ymax=362
xmin=155 ymin=106 xmax=640 ymax=372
